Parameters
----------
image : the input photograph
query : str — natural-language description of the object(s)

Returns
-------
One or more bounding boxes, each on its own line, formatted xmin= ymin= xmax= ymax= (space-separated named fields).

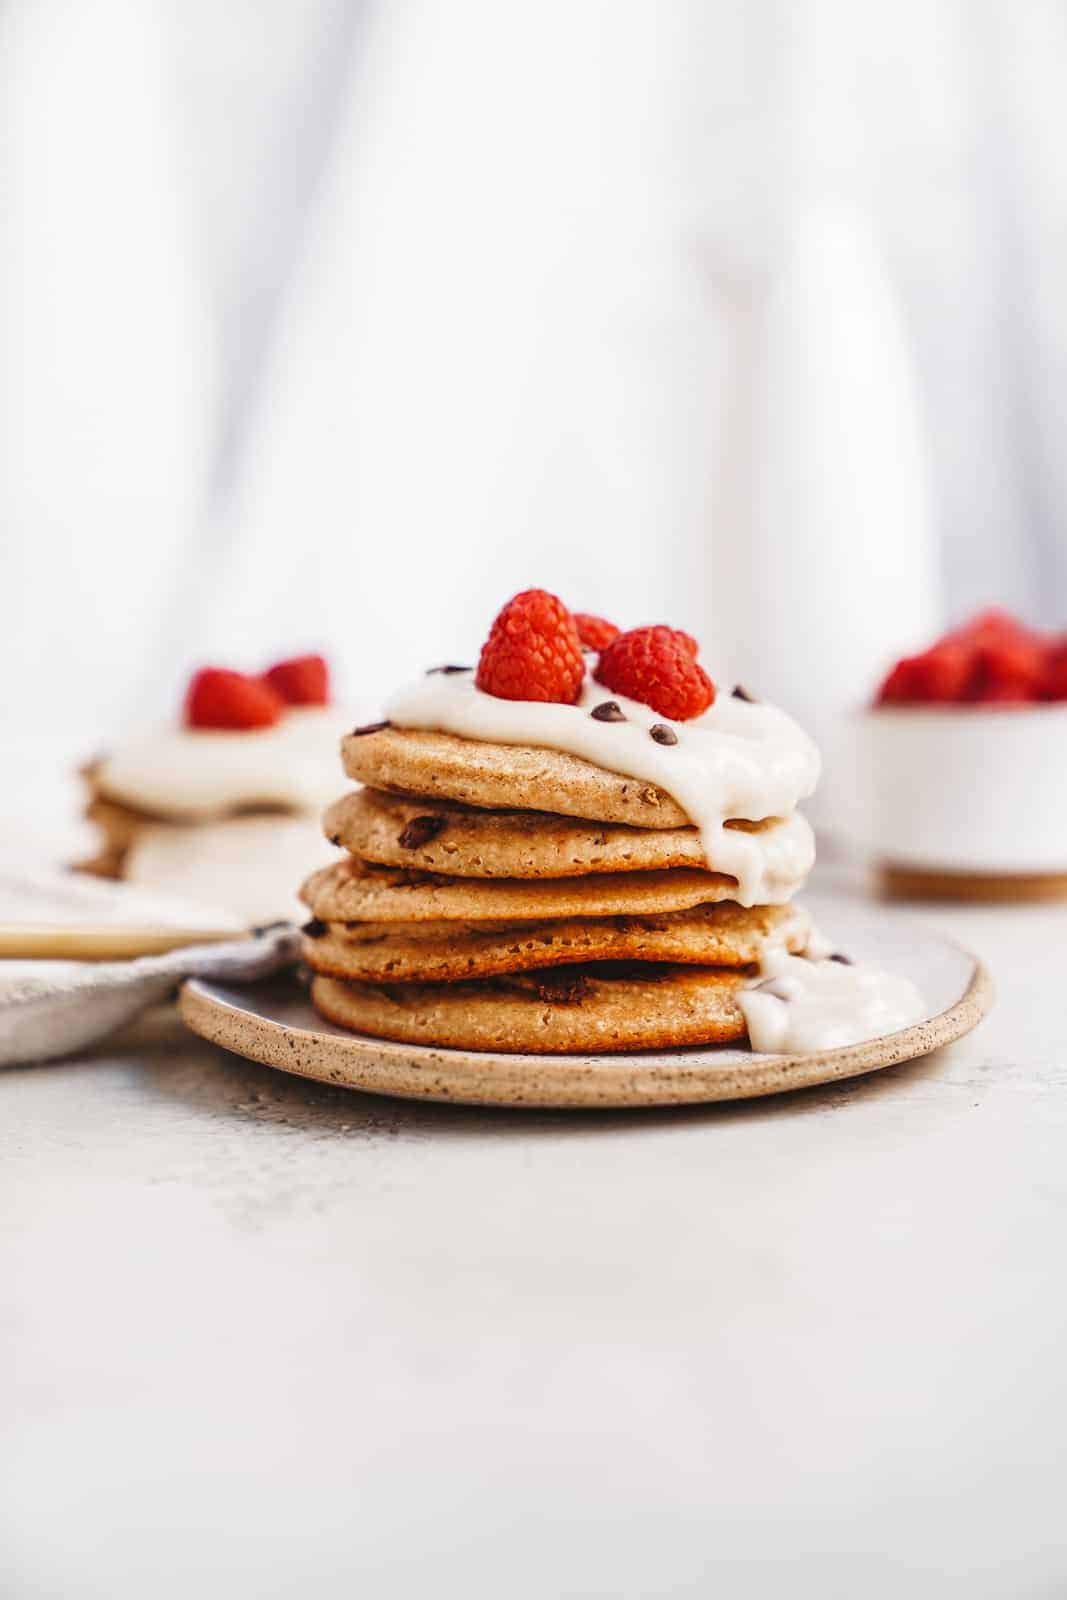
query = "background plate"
xmin=179 ymin=897 xmax=993 ymax=1108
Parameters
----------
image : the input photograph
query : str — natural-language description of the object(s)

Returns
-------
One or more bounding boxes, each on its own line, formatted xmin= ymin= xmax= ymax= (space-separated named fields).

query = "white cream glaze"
xmin=385 ymin=672 xmax=820 ymax=906
xmin=95 ymin=707 xmax=353 ymax=821
xmin=739 ymin=944 xmax=925 ymax=1054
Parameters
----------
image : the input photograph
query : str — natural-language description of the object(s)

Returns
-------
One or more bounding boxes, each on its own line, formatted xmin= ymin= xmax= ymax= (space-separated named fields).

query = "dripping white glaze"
xmin=736 ymin=813 xmax=816 ymax=904
xmin=94 ymin=707 xmax=353 ymax=821
xmin=739 ymin=944 xmax=925 ymax=1054
xmin=385 ymin=671 xmax=820 ymax=906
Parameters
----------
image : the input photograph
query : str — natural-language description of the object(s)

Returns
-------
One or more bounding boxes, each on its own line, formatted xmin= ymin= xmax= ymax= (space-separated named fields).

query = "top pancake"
xmin=324 ymin=787 xmax=779 ymax=879
xmin=342 ymin=726 xmax=690 ymax=829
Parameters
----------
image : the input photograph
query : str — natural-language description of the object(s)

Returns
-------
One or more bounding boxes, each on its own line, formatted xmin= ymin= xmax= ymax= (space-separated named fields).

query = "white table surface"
xmin=4 ymin=842 xmax=1066 ymax=1599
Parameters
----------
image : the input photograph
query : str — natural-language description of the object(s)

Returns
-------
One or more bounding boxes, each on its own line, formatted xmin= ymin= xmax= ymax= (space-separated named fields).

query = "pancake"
xmin=341 ymin=726 xmax=690 ymax=829
xmin=324 ymin=788 xmax=800 ymax=879
xmin=302 ymin=900 xmax=810 ymax=982
xmin=73 ymin=844 xmax=125 ymax=880
xmin=84 ymin=791 xmax=149 ymax=862
xmin=81 ymin=764 xmax=307 ymax=878
xmin=311 ymin=963 xmax=749 ymax=1053
xmin=301 ymin=856 xmax=743 ymax=924
xmin=80 ymin=770 xmax=338 ymax=922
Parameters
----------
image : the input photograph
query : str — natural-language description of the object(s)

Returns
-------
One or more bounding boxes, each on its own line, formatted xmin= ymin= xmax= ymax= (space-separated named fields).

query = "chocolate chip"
xmin=350 ymin=720 xmax=391 ymax=736
xmin=301 ymin=918 xmax=326 ymax=939
xmin=591 ymin=700 xmax=625 ymax=722
xmin=732 ymin=684 xmax=757 ymax=703
xmin=426 ymin=664 xmax=470 ymax=675
xmin=329 ymin=834 xmax=341 ymax=847
xmin=649 ymin=724 xmax=678 ymax=745
xmin=398 ymin=814 xmax=446 ymax=850
xmin=534 ymin=972 xmax=591 ymax=1005
xmin=829 ymin=951 xmax=853 ymax=965
xmin=378 ymin=983 xmax=411 ymax=1006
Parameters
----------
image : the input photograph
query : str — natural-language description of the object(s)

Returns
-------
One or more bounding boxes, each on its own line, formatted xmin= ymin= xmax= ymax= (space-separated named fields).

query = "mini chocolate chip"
xmin=329 ymin=834 xmax=341 ymax=847
xmin=829 ymin=951 xmax=853 ymax=965
xmin=426 ymin=664 xmax=470 ymax=675
xmin=398 ymin=814 xmax=446 ymax=850
xmin=378 ymin=983 xmax=410 ymax=1006
xmin=534 ymin=973 xmax=591 ymax=1005
xmin=350 ymin=720 xmax=391 ymax=736
xmin=591 ymin=700 xmax=625 ymax=722
xmin=649 ymin=724 xmax=678 ymax=745
xmin=301 ymin=918 xmax=327 ymax=939
xmin=732 ymin=684 xmax=757 ymax=703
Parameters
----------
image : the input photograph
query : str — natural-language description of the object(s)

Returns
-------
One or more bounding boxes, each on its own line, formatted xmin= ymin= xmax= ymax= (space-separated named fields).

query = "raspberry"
xmin=1040 ymin=636 xmax=1067 ymax=701
xmin=594 ymin=625 xmax=715 ymax=720
xmin=964 ymin=639 xmax=1044 ymax=703
xmin=877 ymin=611 xmax=1053 ymax=705
xmin=947 ymin=607 xmax=1033 ymax=646
xmin=573 ymin=613 xmax=620 ymax=651
xmin=263 ymin=653 xmax=330 ymax=705
xmin=876 ymin=658 xmax=920 ymax=704
xmin=475 ymin=589 xmax=586 ymax=703
xmin=877 ymin=645 xmax=972 ymax=705
xmin=184 ymin=668 xmax=283 ymax=730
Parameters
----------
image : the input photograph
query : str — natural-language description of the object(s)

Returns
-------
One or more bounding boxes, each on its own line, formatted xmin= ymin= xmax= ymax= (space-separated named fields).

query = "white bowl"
xmin=856 ymin=704 xmax=1067 ymax=874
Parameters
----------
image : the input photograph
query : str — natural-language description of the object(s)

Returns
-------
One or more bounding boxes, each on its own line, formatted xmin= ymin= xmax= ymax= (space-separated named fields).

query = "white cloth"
xmin=0 ymin=866 xmax=300 ymax=1067
xmin=5 ymin=0 xmax=1067 ymax=752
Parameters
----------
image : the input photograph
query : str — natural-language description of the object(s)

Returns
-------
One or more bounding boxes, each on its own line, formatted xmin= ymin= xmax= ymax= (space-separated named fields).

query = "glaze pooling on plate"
xmin=739 ymin=943 xmax=925 ymax=1054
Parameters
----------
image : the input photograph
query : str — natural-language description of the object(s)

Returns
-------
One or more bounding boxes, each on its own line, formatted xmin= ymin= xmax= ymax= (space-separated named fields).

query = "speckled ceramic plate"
xmin=178 ymin=898 xmax=993 ymax=1108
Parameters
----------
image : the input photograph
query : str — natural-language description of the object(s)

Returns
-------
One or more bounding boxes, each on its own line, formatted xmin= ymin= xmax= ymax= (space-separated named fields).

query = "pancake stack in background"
xmin=80 ymin=762 xmax=334 ymax=926
xmin=299 ymin=722 xmax=815 ymax=1054
xmin=78 ymin=654 xmax=348 ymax=924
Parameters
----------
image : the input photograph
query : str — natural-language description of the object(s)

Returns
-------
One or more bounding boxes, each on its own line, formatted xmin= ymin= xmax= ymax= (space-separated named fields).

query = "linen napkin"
xmin=0 ymin=864 xmax=300 ymax=1067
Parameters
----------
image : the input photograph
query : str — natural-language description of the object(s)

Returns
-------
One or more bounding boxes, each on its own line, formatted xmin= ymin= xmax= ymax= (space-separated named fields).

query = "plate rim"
xmin=178 ymin=934 xmax=994 ymax=1109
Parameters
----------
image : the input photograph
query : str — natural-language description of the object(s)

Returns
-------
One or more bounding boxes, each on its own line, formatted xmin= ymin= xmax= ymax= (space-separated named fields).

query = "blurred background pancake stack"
xmin=299 ymin=724 xmax=815 ymax=1054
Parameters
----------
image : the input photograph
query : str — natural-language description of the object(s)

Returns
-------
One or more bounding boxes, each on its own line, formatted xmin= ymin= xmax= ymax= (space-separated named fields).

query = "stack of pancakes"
xmin=299 ymin=725 xmax=813 ymax=1054
xmin=79 ymin=762 xmax=295 ymax=881
xmin=79 ymin=761 xmax=336 ymax=924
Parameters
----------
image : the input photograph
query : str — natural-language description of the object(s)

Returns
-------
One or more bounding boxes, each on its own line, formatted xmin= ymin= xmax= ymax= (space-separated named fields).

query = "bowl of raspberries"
xmin=863 ymin=609 xmax=1067 ymax=899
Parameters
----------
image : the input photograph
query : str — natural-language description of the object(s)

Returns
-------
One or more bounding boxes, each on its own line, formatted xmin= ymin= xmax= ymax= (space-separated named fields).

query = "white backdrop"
xmin=3 ymin=0 xmax=1067 ymax=751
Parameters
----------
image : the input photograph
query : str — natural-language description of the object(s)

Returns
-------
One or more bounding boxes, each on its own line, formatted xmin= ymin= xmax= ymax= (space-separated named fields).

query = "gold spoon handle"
xmin=0 ymin=923 xmax=246 ymax=961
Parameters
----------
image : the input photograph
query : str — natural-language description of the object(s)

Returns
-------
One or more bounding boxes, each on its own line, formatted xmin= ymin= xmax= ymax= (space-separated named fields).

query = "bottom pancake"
xmin=303 ymin=900 xmax=810 ymax=982
xmin=311 ymin=964 xmax=749 ymax=1053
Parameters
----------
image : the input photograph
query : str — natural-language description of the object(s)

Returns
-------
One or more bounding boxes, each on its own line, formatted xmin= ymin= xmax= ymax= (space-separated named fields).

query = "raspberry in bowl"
xmin=861 ymin=610 xmax=1067 ymax=899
